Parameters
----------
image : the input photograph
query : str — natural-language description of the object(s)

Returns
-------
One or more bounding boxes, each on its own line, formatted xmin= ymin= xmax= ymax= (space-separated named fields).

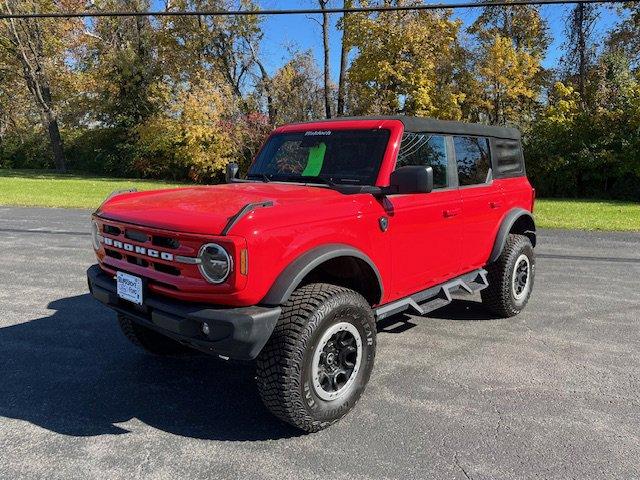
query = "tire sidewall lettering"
xmin=301 ymin=293 xmax=376 ymax=421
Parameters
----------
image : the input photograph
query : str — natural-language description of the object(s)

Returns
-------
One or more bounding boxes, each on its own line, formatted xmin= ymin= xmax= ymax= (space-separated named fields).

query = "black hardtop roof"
xmin=293 ymin=115 xmax=521 ymax=140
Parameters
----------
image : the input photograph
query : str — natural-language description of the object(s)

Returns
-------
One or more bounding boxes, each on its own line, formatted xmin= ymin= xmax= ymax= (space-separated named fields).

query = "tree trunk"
xmin=21 ymin=63 xmax=67 ymax=172
xmin=319 ymin=0 xmax=332 ymax=119
xmin=247 ymin=39 xmax=276 ymax=124
xmin=44 ymin=112 xmax=66 ymax=172
xmin=257 ymin=65 xmax=276 ymax=124
xmin=577 ymin=2 xmax=586 ymax=100
xmin=337 ymin=0 xmax=352 ymax=116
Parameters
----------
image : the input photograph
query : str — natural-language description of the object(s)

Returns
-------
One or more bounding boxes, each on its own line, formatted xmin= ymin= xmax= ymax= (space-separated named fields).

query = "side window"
xmin=453 ymin=136 xmax=491 ymax=186
xmin=396 ymin=133 xmax=448 ymax=189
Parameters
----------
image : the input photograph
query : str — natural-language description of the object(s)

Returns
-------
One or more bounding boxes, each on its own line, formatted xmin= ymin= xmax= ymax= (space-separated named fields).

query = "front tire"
xmin=256 ymin=283 xmax=376 ymax=432
xmin=481 ymin=234 xmax=535 ymax=317
xmin=117 ymin=314 xmax=192 ymax=355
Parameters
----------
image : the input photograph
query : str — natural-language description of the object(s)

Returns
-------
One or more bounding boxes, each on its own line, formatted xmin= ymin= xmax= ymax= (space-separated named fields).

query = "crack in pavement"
xmin=453 ymin=452 xmax=473 ymax=480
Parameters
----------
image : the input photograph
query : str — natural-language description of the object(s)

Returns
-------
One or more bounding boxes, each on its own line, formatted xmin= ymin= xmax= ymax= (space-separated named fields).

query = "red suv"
xmin=88 ymin=116 xmax=536 ymax=431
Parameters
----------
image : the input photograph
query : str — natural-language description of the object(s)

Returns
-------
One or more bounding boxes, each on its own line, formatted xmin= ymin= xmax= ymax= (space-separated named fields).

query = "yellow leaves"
xmin=136 ymin=79 xmax=238 ymax=182
xmin=475 ymin=34 xmax=541 ymax=124
xmin=347 ymin=8 xmax=465 ymax=119
xmin=269 ymin=51 xmax=324 ymax=124
xmin=541 ymin=82 xmax=580 ymax=125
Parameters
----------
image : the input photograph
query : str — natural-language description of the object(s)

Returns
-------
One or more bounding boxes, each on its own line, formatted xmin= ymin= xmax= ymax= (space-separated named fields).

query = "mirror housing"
xmin=388 ymin=166 xmax=434 ymax=194
xmin=225 ymin=162 xmax=239 ymax=183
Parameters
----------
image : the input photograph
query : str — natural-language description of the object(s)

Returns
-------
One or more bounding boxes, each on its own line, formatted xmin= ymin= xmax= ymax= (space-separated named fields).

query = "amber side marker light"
xmin=240 ymin=249 xmax=248 ymax=275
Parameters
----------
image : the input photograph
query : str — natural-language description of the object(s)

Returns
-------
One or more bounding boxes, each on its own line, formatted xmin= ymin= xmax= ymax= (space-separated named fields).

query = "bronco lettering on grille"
xmin=101 ymin=236 xmax=174 ymax=261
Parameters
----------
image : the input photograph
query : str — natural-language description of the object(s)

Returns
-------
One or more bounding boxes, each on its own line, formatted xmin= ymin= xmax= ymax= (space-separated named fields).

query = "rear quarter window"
xmin=492 ymin=138 xmax=525 ymax=177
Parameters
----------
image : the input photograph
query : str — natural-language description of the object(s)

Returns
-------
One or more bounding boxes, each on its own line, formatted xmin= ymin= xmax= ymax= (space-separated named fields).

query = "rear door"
xmin=453 ymin=136 xmax=506 ymax=271
xmin=386 ymin=133 xmax=462 ymax=299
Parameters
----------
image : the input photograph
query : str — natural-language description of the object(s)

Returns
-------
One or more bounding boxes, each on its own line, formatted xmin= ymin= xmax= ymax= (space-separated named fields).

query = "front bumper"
xmin=87 ymin=265 xmax=281 ymax=360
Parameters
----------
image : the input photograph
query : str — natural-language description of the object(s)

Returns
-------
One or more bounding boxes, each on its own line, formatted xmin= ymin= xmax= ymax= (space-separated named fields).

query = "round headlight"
xmin=91 ymin=220 xmax=101 ymax=250
xmin=198 ymin=243 xmax=232 ymax=284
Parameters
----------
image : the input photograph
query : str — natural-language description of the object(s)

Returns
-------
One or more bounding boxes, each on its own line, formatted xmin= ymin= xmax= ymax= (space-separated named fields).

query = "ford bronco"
xmin=87 ymin=116 xmax=536 ymax=432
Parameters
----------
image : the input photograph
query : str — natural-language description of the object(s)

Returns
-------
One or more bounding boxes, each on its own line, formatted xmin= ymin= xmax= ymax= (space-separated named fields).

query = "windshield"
xmin=248 ymin=129 xmax=390 ymax=185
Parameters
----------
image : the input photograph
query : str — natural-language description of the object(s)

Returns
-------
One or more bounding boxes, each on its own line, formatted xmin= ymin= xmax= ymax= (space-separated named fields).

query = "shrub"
xmin=0 ymin=130 xmax=54 ymax=169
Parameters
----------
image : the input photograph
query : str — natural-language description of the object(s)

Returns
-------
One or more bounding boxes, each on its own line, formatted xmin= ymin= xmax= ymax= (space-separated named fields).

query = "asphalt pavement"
xmin=0 ymin=206 xmax=638 ymax=480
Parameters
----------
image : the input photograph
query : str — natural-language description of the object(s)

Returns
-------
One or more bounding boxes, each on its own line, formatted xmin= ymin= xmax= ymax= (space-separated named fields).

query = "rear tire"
xmin=481 ymin=234 xmax=535 ymax=317
xmin=117 ymin=314 xmax=192 ymax=355
xmin=256 ymin=283 xmax=376 ymax=432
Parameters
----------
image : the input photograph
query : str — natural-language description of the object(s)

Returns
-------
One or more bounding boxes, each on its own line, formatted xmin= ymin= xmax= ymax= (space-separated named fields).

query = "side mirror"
xmin=225 ymin=162 xmax=239 ymax=183
xmin=388 ymin=166 xmax=433 ymax=194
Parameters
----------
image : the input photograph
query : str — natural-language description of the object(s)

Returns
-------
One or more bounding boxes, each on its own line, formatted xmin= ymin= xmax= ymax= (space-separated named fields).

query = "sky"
xmin=152 ymin=0 xmax=624 ymax=80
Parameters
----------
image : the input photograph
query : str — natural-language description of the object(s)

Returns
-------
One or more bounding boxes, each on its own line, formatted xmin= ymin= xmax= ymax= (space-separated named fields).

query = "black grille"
xmin=105 ymin=249 xmax=123 ymax=260
xmin=127 ymin=255 xmax=149 ymax=267
xmin=152 ymin=235 xmax=180 ymax=249
xmin=103 ymin=225 xmax=121 ymax=236
xmin=154 ymin=263 xmax=180 ymax=276
xmin=125 ymin=229 xmax=149 ymax=243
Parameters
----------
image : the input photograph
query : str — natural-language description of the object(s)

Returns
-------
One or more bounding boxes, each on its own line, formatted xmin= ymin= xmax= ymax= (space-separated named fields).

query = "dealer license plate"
xmin=116 ymin=271 xmax=143 ymax=305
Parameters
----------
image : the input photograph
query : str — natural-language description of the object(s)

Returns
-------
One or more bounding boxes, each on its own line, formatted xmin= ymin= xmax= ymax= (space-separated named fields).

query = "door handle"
xmin=489 ymin=201 xmax=502 ymax=209
xmin=443 ymin=208 xmax=461 ymax=218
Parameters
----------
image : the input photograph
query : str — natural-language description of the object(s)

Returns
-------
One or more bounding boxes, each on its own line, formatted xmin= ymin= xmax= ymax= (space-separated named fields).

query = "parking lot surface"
xmin=1 ymin=206 xmax=638 ymax=479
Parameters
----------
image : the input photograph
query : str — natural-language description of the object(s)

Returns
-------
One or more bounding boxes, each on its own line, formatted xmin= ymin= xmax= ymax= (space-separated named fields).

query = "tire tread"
xmin=256 ymin=283 xmax=373 ymax=432
xmin=481 ymin=234 xmax=534 ymax=318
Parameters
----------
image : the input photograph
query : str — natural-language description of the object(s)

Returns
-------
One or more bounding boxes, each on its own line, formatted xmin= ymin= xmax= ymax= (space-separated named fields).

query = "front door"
xmin=386 ymin=133 xmax=462 ymax=299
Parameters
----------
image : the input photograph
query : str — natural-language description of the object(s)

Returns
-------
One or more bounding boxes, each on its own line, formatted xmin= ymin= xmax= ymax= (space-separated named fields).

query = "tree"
xmin=472 ymin=35 xmax=541 ymax=126
xmin=135 ymin=77 xmax=240 ymax=182
xmin=81 ymin=0 xmax=161 ymax=128
xmin=337 ymin=0 xmax=353 ymax=116
xmin=562 ymin=2 xmax=600 ymax=102
xmin=0 ymin=0 xmax=82 ymax=171
xmin=247 ymin=40 xmax=276 ymax=123
xmin=157 ymin=0 xmax=262 ymax=101
xmin=468 ymin=0 xmax=548 ymax=125
xmin=606 ymin=2 xmax=640 ymax=68
xmin=268 ymin=51 xmax=325 ymax=124
xmin=318 ymin=0 xmax=332 ymax=118
xmin=469 ymin=0 xmax=550 ymax=57
xmin=347 ymin=1 xmax=467 ymax=118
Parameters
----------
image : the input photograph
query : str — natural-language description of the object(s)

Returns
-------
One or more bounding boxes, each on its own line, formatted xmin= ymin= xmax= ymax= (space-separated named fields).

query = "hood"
xmin=97 ymin=183 xmax=346 ymax=235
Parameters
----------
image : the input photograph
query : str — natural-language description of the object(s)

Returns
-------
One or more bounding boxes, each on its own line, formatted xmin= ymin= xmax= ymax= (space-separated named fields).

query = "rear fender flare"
xmin=488 ymin=208 xmax=536 ymax=263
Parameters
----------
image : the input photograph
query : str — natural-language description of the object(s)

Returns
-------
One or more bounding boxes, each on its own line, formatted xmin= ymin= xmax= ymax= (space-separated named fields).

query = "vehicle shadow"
xmin=0 ymin=294 xmax=301 ymax=441
xmin=425 ymin=298 xmax=498 ymax=321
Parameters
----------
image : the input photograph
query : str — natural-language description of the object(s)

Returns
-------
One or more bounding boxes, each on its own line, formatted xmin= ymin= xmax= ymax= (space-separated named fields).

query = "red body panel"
xmin=93 ymin=119 xmax=533 ymax=308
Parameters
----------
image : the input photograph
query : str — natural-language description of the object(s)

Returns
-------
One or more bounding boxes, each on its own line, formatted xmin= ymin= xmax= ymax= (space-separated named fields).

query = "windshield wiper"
xmin=299 ymin=176 xmax=336 ymax=187
xmin=257 ymin=174 xmax=337 ymax=188
xmin=247 ymin=173 xmax=271 ymax=183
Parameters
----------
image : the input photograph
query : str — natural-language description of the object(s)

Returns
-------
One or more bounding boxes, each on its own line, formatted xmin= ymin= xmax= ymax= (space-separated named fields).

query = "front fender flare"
xmin=261 ymin=244 xmax=384 ymax=306
xmin=488 ymin=208 xmax=536 ymax=263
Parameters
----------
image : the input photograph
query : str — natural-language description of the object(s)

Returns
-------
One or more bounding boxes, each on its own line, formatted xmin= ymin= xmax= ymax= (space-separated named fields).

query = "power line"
xmin=0 ymin=0 xmax=627 ymax=20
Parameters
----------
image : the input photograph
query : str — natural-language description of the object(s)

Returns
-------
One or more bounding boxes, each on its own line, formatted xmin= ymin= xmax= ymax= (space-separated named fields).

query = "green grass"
xmin=0 ymin=169 xmax=186 ymax=209
xmin=0 ymin=169 xmax=638 ymax=231
xmin=535 ymin=198 xmax=640 ymax=231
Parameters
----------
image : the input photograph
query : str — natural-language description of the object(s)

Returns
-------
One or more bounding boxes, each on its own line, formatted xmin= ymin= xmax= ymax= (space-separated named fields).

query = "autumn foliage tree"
xmin=265 ymin=51 xmax=325 ymax=125
xmin=473 ymin=34 xmax=541 ymax=125
xmin=467 ymin=0 xmax=548 ymax=126
xmin=347 ymin=2 xmax=466 ymax=119
xmin=135 ymin=78 xmax=239 ymax=182
xmin=0 ymin=0 xmax=85 ymax=171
